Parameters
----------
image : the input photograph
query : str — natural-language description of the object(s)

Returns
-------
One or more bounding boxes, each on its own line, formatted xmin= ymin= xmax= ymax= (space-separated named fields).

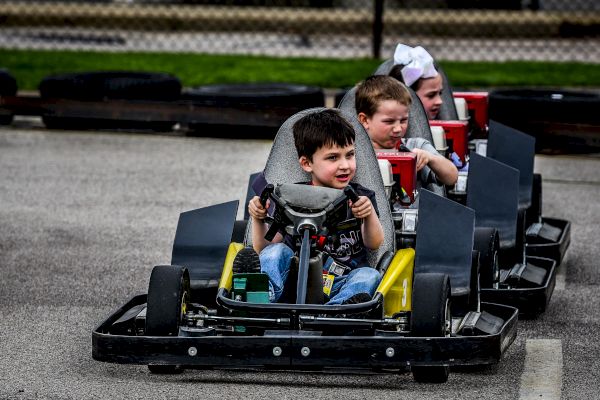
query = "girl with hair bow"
xmin=389 ymin=44 xmax=443 ymax=120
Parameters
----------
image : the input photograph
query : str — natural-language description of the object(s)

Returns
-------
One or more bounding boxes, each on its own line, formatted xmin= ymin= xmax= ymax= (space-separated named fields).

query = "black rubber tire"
xmin=38 ymin=71 xmax=181 ymax=131
xmin=146 ymin=264 xmax=190 ymax=336
xmin=39 ymin=71 xmax=181 ymax=101
xmin=489 ymin=89 xmax=600 ymax=153
xmin=145 ymin=265 xmax=190 ymax=374
xmin=526 ymin=173 xmax=542 ymax=227
xmin=473 ymin=227 xmax=500 ymax=288
xmin=0 ymin=69 xmax=18 ymax=125
xmin=411 ymin=273 xmax=451 ymax=383
xmin=182 ymin=83 xmax=324 ymax=138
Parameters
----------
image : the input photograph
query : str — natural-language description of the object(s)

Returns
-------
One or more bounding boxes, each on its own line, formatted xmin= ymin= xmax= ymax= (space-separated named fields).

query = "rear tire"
xmin=474 ymin=227 xmax=500 ymax=288
xmin=410 ymin=273 xmax=451 ymax=383
xmin=145 ymin=265 xmax=190 ymax=374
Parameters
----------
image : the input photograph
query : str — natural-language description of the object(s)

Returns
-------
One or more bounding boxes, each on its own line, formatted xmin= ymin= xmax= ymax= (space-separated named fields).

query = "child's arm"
xmin=248 ymin=196 xmax=283 ymax=253
xmin=411 ymin=148 xmax=458 ymax=186
xmin=350 ymin=196 xmax=384 ymax=250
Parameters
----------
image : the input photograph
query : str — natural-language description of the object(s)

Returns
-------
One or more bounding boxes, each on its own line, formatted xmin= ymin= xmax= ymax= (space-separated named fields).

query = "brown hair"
xmin=355 ymin=75 xmax=412 ymax=118
xmin=293 ymin=109 xmax=355 ymax=161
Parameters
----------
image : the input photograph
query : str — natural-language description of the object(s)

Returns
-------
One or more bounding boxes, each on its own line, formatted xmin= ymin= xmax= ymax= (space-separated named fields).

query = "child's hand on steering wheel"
xmin=248 ymin=196 xmax=270 ymax=221
xmin=411 ymin=148 xmax=432 ymax=171
xmin=350 ymin=196 xmax=374 ymax=220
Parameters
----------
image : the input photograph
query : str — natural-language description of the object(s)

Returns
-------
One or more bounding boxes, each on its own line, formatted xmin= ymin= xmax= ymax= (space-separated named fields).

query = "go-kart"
xmin=372 ymin=58 xmax=571 ymax=268
xmin=92 ymin=108 xmax=517 ymax=383
xmin=337 ymin=85 xmax=559 ymax=317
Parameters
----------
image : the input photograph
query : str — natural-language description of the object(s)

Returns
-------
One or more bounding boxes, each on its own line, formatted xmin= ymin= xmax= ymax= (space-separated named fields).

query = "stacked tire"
xmin=0 ymin=69 xmax=18 ymax=126
xmin=39 ymin=71 xmax=182 ymax=132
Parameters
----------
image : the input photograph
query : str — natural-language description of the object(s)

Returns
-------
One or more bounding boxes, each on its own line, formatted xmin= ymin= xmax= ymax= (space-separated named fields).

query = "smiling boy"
xmin=246 ymin=109 xmax=384 ymax=305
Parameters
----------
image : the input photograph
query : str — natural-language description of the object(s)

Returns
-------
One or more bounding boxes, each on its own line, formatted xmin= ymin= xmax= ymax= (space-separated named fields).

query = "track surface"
xmin=0 ymin=121 xmax=599 ymax=399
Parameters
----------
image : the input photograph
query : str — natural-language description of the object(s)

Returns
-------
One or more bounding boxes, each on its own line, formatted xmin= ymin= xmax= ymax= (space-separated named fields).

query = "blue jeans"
xmin=259 ymin=243 xmax=381 ymax=304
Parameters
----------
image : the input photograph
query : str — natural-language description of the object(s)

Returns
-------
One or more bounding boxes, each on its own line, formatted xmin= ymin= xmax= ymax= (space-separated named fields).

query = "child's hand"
xmin=350 ymin=195 xmax=374 ymax=219
xmin=411 ymin=148 xmax=432 ymax=171
xmin=248 ymin=196 xmax=269 ymax=221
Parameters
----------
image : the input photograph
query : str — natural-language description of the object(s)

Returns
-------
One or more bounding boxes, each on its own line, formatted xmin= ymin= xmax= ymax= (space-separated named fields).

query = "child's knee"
xmin=352 ymin=267 xmax=381 ymax=285
xmin=260 ymin=243 xmax=293 ymax=261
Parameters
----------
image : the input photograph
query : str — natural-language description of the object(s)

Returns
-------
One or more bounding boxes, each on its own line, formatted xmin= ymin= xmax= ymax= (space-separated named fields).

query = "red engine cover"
xmin=453 ymin=91 xmax=489 ymax=137
xmin=429 ymin=120 xmax=469 ymax=163
xmin=376 ymin=151 xmax=417 ymax=203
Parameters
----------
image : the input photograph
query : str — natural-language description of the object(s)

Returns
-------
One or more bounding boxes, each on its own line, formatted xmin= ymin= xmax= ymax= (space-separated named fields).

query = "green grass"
xmin=1 ymin=49 xmax=599 ymax=91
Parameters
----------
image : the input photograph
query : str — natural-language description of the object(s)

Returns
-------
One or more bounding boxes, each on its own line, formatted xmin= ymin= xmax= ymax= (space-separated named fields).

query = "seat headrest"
xmin=255 ymin=107 xmax=395 ymax=265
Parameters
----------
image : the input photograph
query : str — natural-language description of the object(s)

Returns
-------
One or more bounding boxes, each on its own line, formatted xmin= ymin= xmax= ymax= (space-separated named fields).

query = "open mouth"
xmin=336 ymin=174 xmax=350 ymax=182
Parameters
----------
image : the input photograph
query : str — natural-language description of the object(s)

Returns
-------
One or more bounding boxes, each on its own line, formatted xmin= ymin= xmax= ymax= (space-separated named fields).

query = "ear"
xmin=299 ymin=156 xmax=312 ymax=173
xmin=357 ymin=112 xmax=369 ymax=129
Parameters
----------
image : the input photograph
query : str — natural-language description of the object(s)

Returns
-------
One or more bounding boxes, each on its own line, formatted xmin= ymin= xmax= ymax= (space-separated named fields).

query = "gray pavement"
xmin=0 ymin=121 xmax=599 ymax=399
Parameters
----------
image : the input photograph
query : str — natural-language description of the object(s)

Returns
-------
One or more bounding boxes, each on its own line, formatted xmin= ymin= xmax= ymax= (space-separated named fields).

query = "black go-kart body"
xmin=93 ymin=108 xmax=518 ymax=383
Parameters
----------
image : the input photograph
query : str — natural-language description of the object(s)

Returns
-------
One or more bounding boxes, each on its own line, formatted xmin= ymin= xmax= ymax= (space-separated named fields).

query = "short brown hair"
xmin=355 ymin=75 xmax=412 ymax=118
xmin=293 ymin=109 xmax=355 ymax=161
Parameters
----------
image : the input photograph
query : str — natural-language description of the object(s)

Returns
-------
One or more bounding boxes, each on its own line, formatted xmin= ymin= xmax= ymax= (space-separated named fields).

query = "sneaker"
xmin=232 ymin=247 xmax=261 ymax=274
xmin=342 ymin=292 xmax=372 ymax=305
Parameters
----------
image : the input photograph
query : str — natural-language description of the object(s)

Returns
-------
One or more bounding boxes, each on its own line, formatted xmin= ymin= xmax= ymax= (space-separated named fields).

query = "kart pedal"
xmin=232 ymin=247 xmax=261 ymax=274
xmin=527 ymin=222 xmax=562 ymax=244
xmin=457 ymin=311 xmax=504 ymax=336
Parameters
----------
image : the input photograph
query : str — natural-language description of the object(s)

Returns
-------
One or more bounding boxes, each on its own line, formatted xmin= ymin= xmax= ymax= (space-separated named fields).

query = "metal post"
xmin=372 ymin=0 xmax=384 ymax=59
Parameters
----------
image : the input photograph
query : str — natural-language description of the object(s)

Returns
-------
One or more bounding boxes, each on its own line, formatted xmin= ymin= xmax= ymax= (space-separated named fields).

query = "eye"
xmin=326 ymin=155 xmax=337 ymax=161
xmin=347 ymin=150 xmax=356 ymax=159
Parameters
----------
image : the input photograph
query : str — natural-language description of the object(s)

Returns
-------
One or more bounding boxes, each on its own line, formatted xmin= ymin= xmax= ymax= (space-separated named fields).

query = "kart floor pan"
xmin=92 ymin=296 xmax=518 ymax=369
xmin=526 ymin=217 xmax=571 ymax=265
xmin=481 ymin=255 xmax=556 ymax=318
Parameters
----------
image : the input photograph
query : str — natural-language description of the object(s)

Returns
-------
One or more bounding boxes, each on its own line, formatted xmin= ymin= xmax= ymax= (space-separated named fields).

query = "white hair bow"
xmin=393 ymin=44 xmax=438 ymax=87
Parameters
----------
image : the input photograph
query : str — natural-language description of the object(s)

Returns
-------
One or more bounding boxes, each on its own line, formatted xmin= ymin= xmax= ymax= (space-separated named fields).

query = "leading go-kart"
xmin=92 ymin=108 xmax=518 ymax=383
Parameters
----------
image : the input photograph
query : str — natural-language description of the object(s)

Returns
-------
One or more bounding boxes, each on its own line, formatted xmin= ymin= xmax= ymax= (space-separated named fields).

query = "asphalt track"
xmin=1 ymin=118 xmax=599 ymax=399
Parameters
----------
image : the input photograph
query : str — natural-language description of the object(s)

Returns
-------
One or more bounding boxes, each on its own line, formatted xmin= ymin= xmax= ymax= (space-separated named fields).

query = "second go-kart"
xmin=92 ymin=108 xmax=517 ymax=383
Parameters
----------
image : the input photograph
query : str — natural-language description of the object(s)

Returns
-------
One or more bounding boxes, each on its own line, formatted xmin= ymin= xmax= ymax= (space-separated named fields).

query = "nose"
xmin=434 ymin=95 xmax=443 ymax=106
xmin=392 ymin=120 xmax=403 ymax=133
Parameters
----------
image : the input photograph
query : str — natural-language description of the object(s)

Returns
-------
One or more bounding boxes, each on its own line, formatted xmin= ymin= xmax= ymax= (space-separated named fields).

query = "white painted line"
xmin=519 ymin=339 xmax=563 ymax=400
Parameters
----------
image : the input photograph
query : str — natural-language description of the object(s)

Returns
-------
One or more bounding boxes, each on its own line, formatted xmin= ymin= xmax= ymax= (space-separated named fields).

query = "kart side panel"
xmin=92 ymin=295 xmax=518 ymax=367
xmin=468 ymin=153 xmax=520 ymax=249
xmin=171 ymin=201 xmax=238 ymax=287
xmin=487 ymin=120 xmax=535 ymax=210
xmin=415 ymin=189 xmax=475 ymax=296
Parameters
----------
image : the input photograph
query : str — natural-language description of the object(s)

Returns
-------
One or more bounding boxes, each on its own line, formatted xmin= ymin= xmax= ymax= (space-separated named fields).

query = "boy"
xmin=355 ymin=75 xmax=458 ymax=186
xmin=246 ymin=109 xmax=384 ymax=305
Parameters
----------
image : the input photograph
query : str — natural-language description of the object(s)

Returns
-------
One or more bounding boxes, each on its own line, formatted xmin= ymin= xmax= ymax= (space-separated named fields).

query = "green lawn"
xmin=1 ymin=49 xmax=599 ymax=91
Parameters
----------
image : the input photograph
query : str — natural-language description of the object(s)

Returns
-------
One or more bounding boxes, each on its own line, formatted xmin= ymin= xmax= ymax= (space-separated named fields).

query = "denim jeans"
xmin=259 ymin=243 xmax=381 ymax=304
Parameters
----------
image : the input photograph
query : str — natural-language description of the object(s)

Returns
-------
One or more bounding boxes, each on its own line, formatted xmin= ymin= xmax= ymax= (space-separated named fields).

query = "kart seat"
xmin=244 ymin=107 xmax=395 ymax=268
xmin=338 ymin=83 xmax=444 ymax=197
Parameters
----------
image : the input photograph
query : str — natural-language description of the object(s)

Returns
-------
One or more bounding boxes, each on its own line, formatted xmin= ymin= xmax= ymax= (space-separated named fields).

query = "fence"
xmin=0 ymin=0 xmax=599 ymax=62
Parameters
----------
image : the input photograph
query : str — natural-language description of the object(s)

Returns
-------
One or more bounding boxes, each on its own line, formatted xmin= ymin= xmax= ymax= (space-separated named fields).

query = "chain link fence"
xmin=0 ymin=0 xmax=598 ymax=62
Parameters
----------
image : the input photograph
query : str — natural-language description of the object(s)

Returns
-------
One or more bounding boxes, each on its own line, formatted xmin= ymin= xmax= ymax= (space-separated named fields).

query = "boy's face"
xmin=358 ymin=99 xmax=409 ymax=150
xmin=299 ymin=143 xmax=356 ymax=189
xmin=416 ymin=74 xmax=443 ymax=120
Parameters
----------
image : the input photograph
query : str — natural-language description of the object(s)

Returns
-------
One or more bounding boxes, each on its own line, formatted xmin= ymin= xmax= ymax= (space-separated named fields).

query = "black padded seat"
xmin=245 ymin=108 xmax=395 ymax=267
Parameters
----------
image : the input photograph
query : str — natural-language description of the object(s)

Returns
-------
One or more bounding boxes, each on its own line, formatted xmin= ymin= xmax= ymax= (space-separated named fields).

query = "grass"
xmin=1 ymin=49 xmax=600 ymax=91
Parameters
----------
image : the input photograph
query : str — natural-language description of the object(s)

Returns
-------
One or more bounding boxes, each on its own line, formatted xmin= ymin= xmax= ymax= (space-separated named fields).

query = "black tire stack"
xmin=0 ymin=69 xmax=18 ymax=126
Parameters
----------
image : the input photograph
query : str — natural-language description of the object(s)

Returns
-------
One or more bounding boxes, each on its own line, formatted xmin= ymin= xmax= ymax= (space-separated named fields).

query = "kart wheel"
xmin=146 ymin=265 xmax=190 ymax=336
xmin=474 ymin=227 xmax=500 ymax=288
xmin=410 ymin=273 xmax=451 ymax=383
xmin=145 ymin=265 xmax=190 ymax=374
xmin=0 ymin=69 xmax=18 ymax=125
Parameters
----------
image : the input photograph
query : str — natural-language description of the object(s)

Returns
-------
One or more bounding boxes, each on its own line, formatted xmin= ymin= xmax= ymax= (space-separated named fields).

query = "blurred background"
xmin=0 ymin=0 xmax=598 ymax=63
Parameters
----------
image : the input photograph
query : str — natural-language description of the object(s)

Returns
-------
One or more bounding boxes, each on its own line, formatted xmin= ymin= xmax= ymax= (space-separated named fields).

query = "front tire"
xmin=410 ymin=273 xmax=451 ymax=383
xmin=145 ymin=265 xmax=190 ymax=374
